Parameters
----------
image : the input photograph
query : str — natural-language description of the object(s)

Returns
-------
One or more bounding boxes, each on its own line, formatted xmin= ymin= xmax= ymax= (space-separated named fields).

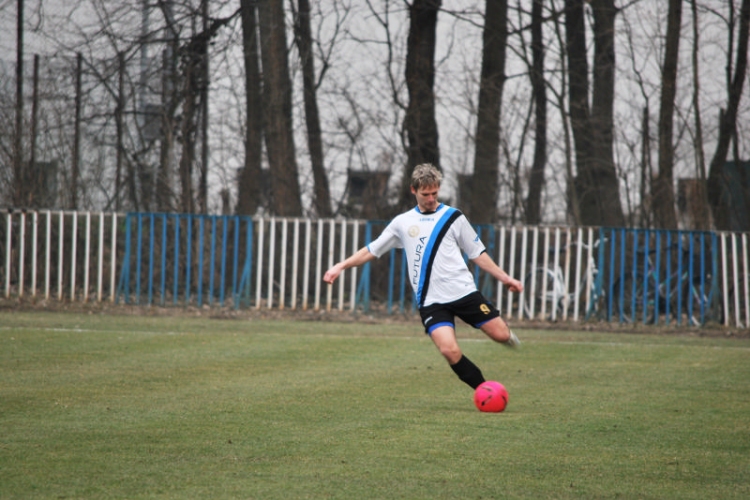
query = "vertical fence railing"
xmin=719 ymin=231 xmax=750 ymax=328
xmin=1 ymin=210 xmax=121 ymax=304
xmin=512 ymin=226 xmax=600 ymax=323
xmin=116 ymin=213 xmax=255 ymax=308
xmin=590 ymin=229 xmax=721 ymax=326
xmin=1 ymin=209 xmax=749 ymax=328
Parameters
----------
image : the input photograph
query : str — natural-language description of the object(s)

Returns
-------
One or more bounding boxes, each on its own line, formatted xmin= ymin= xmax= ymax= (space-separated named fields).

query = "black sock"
xmin=450 ymin=355 xmax=485 ymax=389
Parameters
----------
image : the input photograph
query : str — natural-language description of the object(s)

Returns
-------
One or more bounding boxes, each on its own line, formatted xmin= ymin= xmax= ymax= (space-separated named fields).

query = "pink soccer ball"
xmin=473 ymin=381 xmax=509 ymax=413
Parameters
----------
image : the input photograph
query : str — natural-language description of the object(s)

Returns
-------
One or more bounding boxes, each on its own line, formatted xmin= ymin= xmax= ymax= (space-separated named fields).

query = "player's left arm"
xmin=323 ymin=246 xmax=377 ymax=284
xmin=453 ymin=215 xmax=523 ymax=293
xmin=471 ymin=252 xmax=524 ymax=293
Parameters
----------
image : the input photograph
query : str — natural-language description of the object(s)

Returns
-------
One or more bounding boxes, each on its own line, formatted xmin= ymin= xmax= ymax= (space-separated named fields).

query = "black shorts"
xmin=418 ymin=291 xmax=500 ymax=335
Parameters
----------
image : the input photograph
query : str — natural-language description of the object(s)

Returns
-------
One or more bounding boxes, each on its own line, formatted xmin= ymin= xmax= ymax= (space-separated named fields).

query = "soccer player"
xmin=323 ymin=163 xmax=523 ymax=390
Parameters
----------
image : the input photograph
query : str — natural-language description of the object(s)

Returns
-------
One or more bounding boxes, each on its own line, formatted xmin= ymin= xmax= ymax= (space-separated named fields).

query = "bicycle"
xmin=523 ymin=234 xmax=605 ymax=321
xmin=610 ymin=236 xmax=719 ymax=326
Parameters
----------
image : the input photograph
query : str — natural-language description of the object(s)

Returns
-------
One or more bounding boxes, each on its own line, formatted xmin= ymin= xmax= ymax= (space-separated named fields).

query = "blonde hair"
xmin=410 ymin=163 xmax=442 ymax=190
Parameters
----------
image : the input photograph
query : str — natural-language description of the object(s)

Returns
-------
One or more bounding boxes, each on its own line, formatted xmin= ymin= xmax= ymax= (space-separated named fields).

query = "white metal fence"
xmin=1 ymin=209 xmax=748 ymax=329
xmin=2 ymin=210 xmax=119 ymax=303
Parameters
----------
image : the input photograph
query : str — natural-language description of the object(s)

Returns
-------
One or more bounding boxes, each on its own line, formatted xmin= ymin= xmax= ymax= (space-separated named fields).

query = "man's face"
xmin=411 ymin=184 xmax=440 ymax=213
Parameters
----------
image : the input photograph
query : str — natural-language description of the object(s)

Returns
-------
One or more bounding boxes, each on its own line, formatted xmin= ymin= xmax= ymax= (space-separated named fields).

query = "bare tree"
xmin=115 ymin=52 xmax=126 ymax=211
xmin=547 ymin=0 xmax=579 ymax=225
xmin=156 ymin=0 xmax=179 ymax=213
xmin=640 ymin=105 xmax=652 ymax=227
xmin=398 ymin=0 xmax=442 ymax=212
xmin=707 ymin=0 xmax=750 ymax=230
xmin=467 ymin=0 xmax=508 ymax=224
xmin=291 ymin=0 xmax=333 ymax=217
xmin=72 ymin=52 xmax=83 ymax=209
xmin=28 ymin=54 xmax=40 ymax=208
xmin=177 ymin=9 xmax=236 ymax=214
xmin=619 ymin=8 xmax=653 ymax=228
xmin=565 ymin=0 xmax=624 ymax=226
xmin=14 ymin=0 xmax=25 ymax=207
xmin=689 ymin=0 xmax=710 ymax=230
xmin=258 ymin=0 xmax=303 ymax=216
xmin=651 ymin=0 xmax=681 ymax=229
xmin=237 ymin=0 xmax=264 ymax=215
xmin=178 ymin=41 xmax=197 ymax=214
xmin=524 ymin=0 xmax=546 ymax=225
xmin=198 ymin=0 xmax=210 ymax=214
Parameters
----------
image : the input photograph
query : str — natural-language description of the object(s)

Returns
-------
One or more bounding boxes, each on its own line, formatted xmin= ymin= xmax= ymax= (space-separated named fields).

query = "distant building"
xmin=28 ymin=160 xmax=58 ymax=209
xmin=342 ymin=169 xmax=391 ymax=219
xmin=677 ymin=178 xmax=711 ymax=230
xmin=720 ymin=160 xmax=750 ymax=231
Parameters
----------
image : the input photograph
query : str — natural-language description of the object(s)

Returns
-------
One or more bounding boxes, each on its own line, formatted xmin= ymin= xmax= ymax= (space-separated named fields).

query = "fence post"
xmin=356 ymin=221 xmax=374 ymax=313
xmin=117 ymin=214 xmax=132 ymax=304
xmin=147 ymin=214 xmax=154 ymax=306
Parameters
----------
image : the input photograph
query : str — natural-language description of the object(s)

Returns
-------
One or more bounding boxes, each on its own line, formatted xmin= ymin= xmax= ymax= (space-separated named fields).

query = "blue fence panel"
xmin=593 ymin=228 xmax=720 ymax=326
xmin=117 ymin=213 xmax=253 ymax=308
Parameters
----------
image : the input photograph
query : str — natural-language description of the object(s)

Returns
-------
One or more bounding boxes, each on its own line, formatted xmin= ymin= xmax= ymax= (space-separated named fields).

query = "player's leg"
xmin=429 ymin=325 xmax=486 ymax=389
xmin=478 ymin=316 xmax=520 ymax=347
xmin=454 ymin=291 xmax=520 ymax=347
xmin=428 ymin=324 xmax=462 ymax=364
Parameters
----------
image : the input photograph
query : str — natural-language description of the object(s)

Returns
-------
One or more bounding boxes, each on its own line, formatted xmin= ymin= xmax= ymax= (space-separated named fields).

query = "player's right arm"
xmin=323 ymin=247 xmax=377 ymax=284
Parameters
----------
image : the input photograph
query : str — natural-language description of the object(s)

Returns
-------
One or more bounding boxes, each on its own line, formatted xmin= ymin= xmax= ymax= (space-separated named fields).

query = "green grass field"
xmin=1 ymin=311 xmax=749 ymax=499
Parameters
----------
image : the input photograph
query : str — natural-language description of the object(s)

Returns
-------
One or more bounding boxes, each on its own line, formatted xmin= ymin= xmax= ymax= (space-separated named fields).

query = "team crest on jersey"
xmin=408 ymin=226 xmax=420 ymax=237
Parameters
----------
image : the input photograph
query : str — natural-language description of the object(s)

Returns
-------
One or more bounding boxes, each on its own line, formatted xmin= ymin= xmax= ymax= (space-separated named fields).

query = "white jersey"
xmin=366 ymin=203 xmax=485 ymax=308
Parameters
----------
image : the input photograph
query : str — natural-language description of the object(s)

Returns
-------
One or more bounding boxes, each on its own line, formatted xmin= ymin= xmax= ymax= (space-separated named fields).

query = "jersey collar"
xmin=414 ymin=203 xmax=444 ymax=215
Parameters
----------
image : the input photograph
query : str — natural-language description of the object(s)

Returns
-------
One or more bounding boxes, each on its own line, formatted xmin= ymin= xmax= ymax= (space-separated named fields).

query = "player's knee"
xmin=482 ymin=318 xmax=510 ymax=343
xmin=439 ymin=345 xmax=462 ymax=364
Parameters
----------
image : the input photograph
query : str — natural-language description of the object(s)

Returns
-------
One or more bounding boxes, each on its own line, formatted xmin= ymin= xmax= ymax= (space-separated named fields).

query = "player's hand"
xmin=504 ymin=278 xmax=523 ymax=293
xmin=323 ymin=266 xmax=341 ymax=284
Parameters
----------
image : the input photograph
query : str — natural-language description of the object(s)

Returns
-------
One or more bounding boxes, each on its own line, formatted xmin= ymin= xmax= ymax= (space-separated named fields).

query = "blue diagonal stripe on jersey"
xmin=416 ymin=207 xmax=462 ymax=307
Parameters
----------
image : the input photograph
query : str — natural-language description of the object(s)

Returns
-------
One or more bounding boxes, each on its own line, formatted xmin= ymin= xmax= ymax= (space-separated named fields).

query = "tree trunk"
xmin=549 ymin=8 xmax=579 ymax=224
xmin=525 ymin=0 xmax=546 ymax=225
xmin=707 ymin=0 xmax=750 ymax=231
xmin=399 ymin=0 xmax=441 ymax=211
xmin=690 ymin=0 xmax=710 ymax=230
xmin=469 ymin=0 xmax=507 ymax=224
xmin=294 ymin=0 xmax=332 ymax=217
xmin=179 ymin=49 xmax=196 ymax=215
xmin=14 ymin=0 xmax=24 ymax=207
xmin=651 ymin=0 xmax=681 ymax=229
xmin=157 ymin=53 xmax=175 ymax=213
xmin=258 ymin=0 xmax=303 ymax=216
xmin=565 ymin=0 xmax=594 ymax=222
xmin=157 ymin=11 xmax=179 ymax=213
xmin=640 ymin=105 xmax=652 ymax=228
xmin=72 ymin=52 xmax=82 ymax=210
xmin=566 ymin=0 xmax=624 ymax=227
xmin=29 ymin=54 xmax=39 ymax=208
xmin=198 ymin=0 xmax=209 ymax=214
xmin=238 ymin=0 xmax=264 ymax=216
xmin=116 ymin=52 xmax=125 ymax=212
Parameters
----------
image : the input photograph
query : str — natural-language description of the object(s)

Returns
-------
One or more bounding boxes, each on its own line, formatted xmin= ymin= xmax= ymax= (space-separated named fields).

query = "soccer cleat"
xmin=504 ymin=330 xmax=521 ymax=348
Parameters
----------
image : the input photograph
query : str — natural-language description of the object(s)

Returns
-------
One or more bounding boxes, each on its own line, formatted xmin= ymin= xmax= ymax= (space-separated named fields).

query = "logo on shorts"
xmin=480 ymin=304 xmax=490 ymax=315
xmin=408 ymin=226 xmax=420 ymax=238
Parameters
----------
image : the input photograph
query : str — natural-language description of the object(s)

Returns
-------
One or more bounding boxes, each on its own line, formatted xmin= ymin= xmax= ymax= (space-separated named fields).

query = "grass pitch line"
xmin=2 ymin=324 xmax=747 ymax=352
xmin=0 ymin=325 xmax=186 ymax=336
